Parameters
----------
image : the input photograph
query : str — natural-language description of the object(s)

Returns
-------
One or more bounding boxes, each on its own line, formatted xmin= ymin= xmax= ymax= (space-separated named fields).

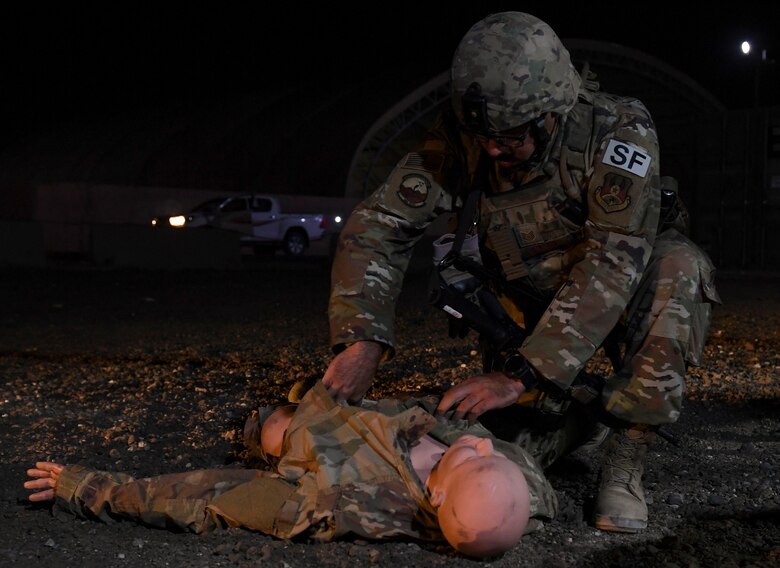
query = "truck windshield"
xmin=190 ymin=198 xmax=226 ymax=214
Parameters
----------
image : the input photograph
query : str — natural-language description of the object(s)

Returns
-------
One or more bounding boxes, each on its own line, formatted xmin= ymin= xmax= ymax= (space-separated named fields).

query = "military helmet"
xmin=451 ymin=12 xmax=582 ymax=134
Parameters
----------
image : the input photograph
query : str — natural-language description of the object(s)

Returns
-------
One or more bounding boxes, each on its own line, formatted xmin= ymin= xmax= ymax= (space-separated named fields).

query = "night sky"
xmin=2 ymin=3 xmax=777 ymax=150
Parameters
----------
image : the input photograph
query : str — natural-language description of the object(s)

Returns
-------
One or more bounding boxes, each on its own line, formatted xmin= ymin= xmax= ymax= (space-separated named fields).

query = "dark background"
xmin=2 ymin=2 xmax=777 ymax=152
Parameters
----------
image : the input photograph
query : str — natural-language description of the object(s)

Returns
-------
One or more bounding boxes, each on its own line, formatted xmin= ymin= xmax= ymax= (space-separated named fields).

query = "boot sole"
xmin=594 ymin=515 xmax=647 ymax=533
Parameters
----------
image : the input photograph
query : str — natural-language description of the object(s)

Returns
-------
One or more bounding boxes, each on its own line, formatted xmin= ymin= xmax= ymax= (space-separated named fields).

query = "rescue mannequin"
xmin=25 ymin=383 xmax=537 ymax=558
xmin=254 ymin=404 xmax=530 ymax=556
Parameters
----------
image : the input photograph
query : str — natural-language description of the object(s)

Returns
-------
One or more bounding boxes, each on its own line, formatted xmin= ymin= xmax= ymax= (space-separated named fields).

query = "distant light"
xmin=334 ymin=215 xmax=342 ymax=224
xmin=169 ymin=215 xmax=186 ymax=227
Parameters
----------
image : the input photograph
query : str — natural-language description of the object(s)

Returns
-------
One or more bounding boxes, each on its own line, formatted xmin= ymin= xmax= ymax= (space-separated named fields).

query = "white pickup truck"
xmin=153 ymin=194 xmax=331 ymax=256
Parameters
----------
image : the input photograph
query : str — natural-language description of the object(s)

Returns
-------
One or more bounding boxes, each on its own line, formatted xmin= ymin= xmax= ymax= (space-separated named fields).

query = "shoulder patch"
xmin=397 ymin=173 xmax=431 ymax=208
xmin=602 ymin=139 xmax=651 ymax=177
xmin=595 ymin=172 xmax=633 ymax=213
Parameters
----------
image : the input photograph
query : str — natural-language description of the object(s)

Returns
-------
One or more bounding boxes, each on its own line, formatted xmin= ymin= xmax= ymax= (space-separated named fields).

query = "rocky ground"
xmin=0 ymin=255 xmax=778 ymax=567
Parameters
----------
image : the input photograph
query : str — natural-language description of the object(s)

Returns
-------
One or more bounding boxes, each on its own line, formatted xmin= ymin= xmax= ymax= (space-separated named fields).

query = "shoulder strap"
xmin=450 ymin=152 xmax=489 ymax=255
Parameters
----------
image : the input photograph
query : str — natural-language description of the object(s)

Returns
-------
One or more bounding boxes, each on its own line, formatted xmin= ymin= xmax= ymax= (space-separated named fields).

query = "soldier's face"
xmin=474 ymin=113 xmax=556 ymax=169
xmin=474 ymin=121 xmax=536 ymax=167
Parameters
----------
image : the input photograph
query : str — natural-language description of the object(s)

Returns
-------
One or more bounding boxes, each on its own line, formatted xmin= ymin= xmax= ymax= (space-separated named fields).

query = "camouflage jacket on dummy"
xmin=329 ymin=76 xmax=715 ymax=393
xmin=50 ymin=382 xmax=557 ymax=542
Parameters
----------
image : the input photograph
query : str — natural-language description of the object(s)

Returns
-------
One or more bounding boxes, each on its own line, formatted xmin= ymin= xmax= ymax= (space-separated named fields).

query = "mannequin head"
xmin=260 ymin=404 xmax=297 ymax=458
xmin=427 ymin=434 xmax=530 ymax=557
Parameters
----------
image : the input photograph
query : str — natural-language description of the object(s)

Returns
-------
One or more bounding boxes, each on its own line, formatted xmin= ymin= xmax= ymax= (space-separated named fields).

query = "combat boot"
xmin=593 ymin=425 xmax=656 ymax=533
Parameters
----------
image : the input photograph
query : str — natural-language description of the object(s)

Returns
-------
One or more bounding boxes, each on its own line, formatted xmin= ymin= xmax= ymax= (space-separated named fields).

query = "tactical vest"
xmin=478 ymin=97 xmax=597 ymax=300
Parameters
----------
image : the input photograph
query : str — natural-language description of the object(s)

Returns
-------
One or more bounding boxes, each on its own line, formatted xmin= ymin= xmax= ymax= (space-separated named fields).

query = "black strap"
xmin=451 ymin=188 xmax=480 ymax=256
xmin=449 ymin=152 xmax=489 ymax=256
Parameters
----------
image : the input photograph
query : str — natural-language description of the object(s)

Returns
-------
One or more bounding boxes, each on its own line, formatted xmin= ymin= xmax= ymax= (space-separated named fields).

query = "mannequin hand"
xmin=24 ymin=462 xmax=65 ymax=502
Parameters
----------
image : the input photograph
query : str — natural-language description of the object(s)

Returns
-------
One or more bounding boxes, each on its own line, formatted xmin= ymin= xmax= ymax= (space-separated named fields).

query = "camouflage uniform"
xmin=329 ymin=16 xmax=720 ymax=429
xmin=50 ymin=382 xmax=558 ymax=543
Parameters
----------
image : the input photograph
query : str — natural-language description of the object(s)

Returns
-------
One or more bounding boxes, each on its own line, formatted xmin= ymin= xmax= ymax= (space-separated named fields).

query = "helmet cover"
xmin=451 ymin=11 xmax=582 ymax=133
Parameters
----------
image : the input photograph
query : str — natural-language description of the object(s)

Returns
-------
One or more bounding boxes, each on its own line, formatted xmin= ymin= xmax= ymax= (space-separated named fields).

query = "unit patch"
xmin=595 ymin=172 xmax=633 ymax=213
xmin=518 ymin=227 xmax=538 ymax=244
xmin=602 ymin=139 xmax=651 ymax=177
xmin=397 ymin=173 xmax=430 ymax=208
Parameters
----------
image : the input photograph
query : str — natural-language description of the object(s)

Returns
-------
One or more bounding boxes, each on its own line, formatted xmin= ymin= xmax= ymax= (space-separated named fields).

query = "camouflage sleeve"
xmin=54 ymin=464 xmax=136 ymax=522
xmin=521 ymin=98 xmax=661 ymax=390
xmin=54 ymin=463 xmax=263 ymax=533
xmin=329 ymin=127 xmax=460 ymax=358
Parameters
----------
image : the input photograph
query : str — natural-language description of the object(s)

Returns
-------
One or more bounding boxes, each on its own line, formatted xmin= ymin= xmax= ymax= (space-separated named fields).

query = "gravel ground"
xmin=0 ymin=256 xmax=778 ymax=567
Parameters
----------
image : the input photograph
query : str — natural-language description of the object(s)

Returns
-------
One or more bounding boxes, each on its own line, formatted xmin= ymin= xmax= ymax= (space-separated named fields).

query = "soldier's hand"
xmin=322 ymin=341 xmax=383 ymax=404
xmin=24 ymin=461 xmax=65 ymax=502
xmin=435 ymin=372 xmax=525 ymax=423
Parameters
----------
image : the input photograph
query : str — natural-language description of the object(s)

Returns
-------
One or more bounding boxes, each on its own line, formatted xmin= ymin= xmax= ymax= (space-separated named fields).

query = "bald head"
xmin=260 ymin=404 xmax=296 ymax=458
xmin=427 ymin=435 xmax=530 ymax=557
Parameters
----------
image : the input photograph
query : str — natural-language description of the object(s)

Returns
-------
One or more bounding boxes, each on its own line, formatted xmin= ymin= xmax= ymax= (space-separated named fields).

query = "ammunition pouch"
xmin=518 ymin=368 xmax=606 ymax=432
xmin=567 ymin=371 xmax=603 ymax=405
xmin=522 ymin=389 xmax=572 ymax=432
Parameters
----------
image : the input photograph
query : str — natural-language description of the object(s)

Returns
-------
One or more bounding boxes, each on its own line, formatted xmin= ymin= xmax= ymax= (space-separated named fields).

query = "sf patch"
xmin=397 ymin=173 xmax=430 ymax=208
xmin=595 ymin=172 xmax=633 ymax=213
xmin=602 ymin=139 xmax=651 ymax=177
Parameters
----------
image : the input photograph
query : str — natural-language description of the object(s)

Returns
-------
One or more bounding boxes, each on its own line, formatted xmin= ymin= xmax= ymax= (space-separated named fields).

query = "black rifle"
xmin=430 ymin=279 xmax=599 ymax=422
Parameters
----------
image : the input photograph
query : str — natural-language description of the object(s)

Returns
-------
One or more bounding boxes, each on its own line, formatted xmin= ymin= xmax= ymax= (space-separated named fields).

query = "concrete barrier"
xmin=0 ymin=221 xmax=46 ymax=267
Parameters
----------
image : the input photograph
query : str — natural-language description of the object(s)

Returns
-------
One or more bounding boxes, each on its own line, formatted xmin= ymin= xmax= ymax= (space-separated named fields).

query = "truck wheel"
xmin=283 ymin=230 xmax=308 ymax=256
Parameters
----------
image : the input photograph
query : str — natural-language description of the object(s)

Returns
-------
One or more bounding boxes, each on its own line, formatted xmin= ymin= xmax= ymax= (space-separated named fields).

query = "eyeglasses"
xmin=471 ymin=124 xmax=532 ymax=149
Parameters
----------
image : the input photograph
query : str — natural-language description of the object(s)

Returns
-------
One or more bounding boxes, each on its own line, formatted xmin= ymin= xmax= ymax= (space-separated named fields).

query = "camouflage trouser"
xmin=479 ymin=394 xmax=601 ymax=470
xmin=601 ymin=229 xmax=720 ymax=425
